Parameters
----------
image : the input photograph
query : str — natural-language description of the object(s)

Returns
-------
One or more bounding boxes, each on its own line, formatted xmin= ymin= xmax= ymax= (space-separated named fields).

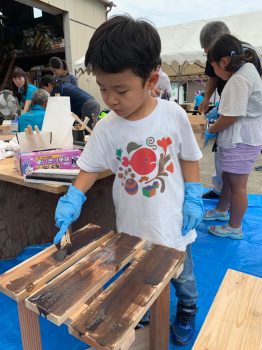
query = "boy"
xmin=54 ymin=15 xmax=203 ymax=345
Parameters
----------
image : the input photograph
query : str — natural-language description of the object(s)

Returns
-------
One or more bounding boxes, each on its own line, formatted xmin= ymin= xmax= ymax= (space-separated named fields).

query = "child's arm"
xmin=53 ymin=170 xmax=99 ymax=244
xmin=74 ymin=170 xmax=99 ymax=193
xmin=180 ymin=160 xmax=203 ymax=236
xmin=180 ymin=160 xmax=200 ymax=182
xmin=208 ymin=114 xmax=237 ymax=133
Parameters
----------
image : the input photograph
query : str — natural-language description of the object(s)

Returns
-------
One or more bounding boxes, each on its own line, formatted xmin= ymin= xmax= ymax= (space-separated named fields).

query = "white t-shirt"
xmin=218 ymin=63 xmax=262 ymax=149
xmin=77 ymin=99 xmax=202 ymax=251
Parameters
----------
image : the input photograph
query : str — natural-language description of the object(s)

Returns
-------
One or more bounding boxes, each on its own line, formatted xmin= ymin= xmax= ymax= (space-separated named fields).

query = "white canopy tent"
xmin=74 ymin=11 xmax=262 ymax=79
xmin=159 ymin=11 xmax=262 ymax=79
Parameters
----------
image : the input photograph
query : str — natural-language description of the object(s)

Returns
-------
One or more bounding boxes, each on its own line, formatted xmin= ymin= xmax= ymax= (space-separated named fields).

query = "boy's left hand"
xmin=182 ymin=182 xmax=204 ymax=236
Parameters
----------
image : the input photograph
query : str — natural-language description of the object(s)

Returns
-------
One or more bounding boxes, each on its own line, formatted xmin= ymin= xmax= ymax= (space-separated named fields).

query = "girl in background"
xmin=48 ymin=56 xmax=78 ymax=86
xmin=11 ymin=67 xmax=38 ymax=113
xmin=204 ymin=34 xmax=262 ymax=239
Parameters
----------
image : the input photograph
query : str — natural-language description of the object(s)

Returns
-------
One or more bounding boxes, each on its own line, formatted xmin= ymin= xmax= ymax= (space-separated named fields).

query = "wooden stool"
xmin=0 ymin=224 xmax=185 ymax=350
xmin=193 ymin=269 xmax=262 ymax=350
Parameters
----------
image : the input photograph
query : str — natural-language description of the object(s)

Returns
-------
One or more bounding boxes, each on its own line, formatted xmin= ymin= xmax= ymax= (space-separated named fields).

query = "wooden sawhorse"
xmin=0 ymin=224 xmax=185 ymax=350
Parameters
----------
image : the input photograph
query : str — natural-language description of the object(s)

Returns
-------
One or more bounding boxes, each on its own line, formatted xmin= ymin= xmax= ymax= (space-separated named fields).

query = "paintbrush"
xmin=54 ymin=228 xmax=72 ymax=262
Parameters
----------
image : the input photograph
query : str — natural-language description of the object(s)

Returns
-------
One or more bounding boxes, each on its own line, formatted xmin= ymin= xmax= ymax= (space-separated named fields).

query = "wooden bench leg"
xmin=17 ymin=300 xmax=42 ymax=350
xmin=150 ymin=284 xmax=170 ymax=350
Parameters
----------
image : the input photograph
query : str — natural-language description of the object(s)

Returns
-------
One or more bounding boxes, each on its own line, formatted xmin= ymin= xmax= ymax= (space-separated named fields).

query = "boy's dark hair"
xmin=48 ymin=56 xmax=68 ymax=71
xmin=85 ymin=15 xmax=161 ymax=80
xmin=10 ymin=66 xmax=28 ymax=99
xmin=39 ymin=75 xmax=56 ymax=88
xmin=208 ymin=34 xmax=256 ymax=72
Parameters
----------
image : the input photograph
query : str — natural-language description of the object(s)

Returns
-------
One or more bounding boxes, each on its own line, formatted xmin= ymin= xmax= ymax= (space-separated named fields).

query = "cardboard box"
xmin=14 ymin=149 xmax=82 ymax=175
xmin=188 ymin=115 xmax=207 ymax=149
xmin=0 ymin=122 xmax=18 ymax=134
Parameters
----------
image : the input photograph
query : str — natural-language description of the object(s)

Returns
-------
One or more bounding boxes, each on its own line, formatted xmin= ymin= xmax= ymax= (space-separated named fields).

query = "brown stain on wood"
xmin=27 ymin=233 xmax=144 ymax=321
xmin=0 ymin=171 xmax=116 ymax=259
xmin=70 ymin=244 xmax=185 ymax=349
xmin=2 ymin=225 xmax=114 ymax=296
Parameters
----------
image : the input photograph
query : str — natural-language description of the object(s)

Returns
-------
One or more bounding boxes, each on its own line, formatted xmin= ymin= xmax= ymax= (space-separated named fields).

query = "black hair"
xmin=39 ymin=75 xmax=55 ymax=88
xmin=48 ymin=57 xmax=68 ymax=71
xmin=10 ymin=67 xmax=28 ymax=100
xmin=85 ymin=15 xmax=161 ymax=81
xmin=208 ymin=34 xmax=255 ymax=72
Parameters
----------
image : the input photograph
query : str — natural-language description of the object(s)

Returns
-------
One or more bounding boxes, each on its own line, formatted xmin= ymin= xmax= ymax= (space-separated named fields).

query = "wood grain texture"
xmin=193 ymin=269 xmax=262 ymax=350
xmin=0 ymin=180 xmax=60 ymax=259
xmin=0 ymin=157 xmax=116 ymax=259
xmin=69 ymin=244 xmax=185 ymax=350
xmin=18 ymin=300 xmax=42 ymax=350
xmin=89 ymin=327 xmax=149 ymax=350
xmin=26 ymin=233 xmax=145 ymax=326
xmin=150 ymin=284 xmax=170 ymax=350
xmin=0 ymin=224 xmax=114 ymax=301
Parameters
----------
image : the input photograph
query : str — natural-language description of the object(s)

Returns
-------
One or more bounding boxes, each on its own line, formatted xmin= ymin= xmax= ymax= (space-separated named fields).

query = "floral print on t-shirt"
xmin=116 ymin=136 xmax=174 ymax=197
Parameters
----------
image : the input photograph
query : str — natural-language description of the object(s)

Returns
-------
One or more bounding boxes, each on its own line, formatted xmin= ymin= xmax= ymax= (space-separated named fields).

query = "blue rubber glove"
xmin=206 ymin=107 xmax=219 ymax=122
xmin=205 ymin=130 xmax=218 ymax=145
xmin=182 ymin=182 xmax=204 ymax=236
xmin=54 ymin=185 xmax=87 ymax=245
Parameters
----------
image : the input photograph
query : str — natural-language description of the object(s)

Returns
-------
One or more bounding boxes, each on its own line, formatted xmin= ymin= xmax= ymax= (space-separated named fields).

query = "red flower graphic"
xmin=157 ymin=137 xmax=172 ymax=153
xmin=166 ymin=162 xmax=174 ymax=173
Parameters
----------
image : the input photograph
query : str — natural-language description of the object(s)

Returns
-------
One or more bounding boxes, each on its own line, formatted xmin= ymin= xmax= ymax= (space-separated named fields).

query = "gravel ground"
xmin=199 ymin=141 xmax=262 ymax=195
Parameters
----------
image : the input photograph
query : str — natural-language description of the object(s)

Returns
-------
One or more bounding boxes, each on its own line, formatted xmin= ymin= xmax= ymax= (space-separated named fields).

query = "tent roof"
xmin=75 ymin=11 xmax=262 ymax=74
xmin=159 ymin=11 xmax=262 ymax=65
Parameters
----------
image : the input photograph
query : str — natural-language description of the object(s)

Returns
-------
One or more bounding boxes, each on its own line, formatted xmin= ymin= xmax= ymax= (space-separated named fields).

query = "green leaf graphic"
xmin=157 ymin=177 xmax=165 ymax=193
xmin=126 ymin=142 xmax=141 ymax=154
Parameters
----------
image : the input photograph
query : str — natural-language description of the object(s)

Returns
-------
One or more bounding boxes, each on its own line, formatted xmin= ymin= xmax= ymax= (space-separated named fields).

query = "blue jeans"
xmin=171 ymin=244 xmax=198 ymax=306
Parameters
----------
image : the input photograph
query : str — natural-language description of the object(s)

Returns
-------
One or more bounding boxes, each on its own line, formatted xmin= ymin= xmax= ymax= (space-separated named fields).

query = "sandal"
xmin=208 ymin=224 xmax=243 ymax=239
xmin=204 ymin=208 xmax=229 ymax=221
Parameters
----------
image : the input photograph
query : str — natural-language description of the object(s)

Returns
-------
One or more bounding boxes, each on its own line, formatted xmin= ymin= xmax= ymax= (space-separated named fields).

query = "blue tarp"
xmin=1 ymin=193 xmax=262 ymax=350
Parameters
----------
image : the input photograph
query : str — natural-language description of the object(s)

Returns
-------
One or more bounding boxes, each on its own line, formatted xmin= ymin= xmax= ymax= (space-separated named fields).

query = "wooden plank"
xmin=89 ymin=328 xmax=150 ymax=350
xmin=150 ymin=284 xmax=170 ymax=350
xmin=193 ymin=269 xmax=262 ymax=350
xmin=26 ymin=233 xmax=145 ymax=326
xmin=65 ymin=252 xmax=148 ymax=327
xmin=69 ymin=244 xmax=185 ymax=350
xmin=0 ymin=157 xmax=112 ymax=194
xmin=0 ymin=224 xmax=114 ymax=301
xmin=18 ymin=300 xmax=42 ymax=350
xmin=129 ymin=327 xmax=149 ymax=350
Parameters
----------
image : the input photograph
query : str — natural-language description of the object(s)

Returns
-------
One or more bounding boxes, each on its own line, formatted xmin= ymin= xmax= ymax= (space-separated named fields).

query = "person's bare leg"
xmin=226 ymin=172 xmax=248 ymax=228
xmin=216 ymin=172 xmax=231 ymax=212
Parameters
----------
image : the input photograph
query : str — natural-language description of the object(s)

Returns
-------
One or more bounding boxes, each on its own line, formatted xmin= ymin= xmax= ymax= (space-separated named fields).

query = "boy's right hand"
xmin=54 ymin=185 xmax=87 ymax=245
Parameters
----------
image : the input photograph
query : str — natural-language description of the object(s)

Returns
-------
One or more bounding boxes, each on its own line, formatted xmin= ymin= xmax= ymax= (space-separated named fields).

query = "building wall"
xmin=38 ymin=0 xmax=108 ymax=106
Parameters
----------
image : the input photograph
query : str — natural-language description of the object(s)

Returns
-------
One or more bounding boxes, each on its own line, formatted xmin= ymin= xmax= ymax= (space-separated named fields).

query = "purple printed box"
xmin=14 ymin=149 xmax=82 ymax=175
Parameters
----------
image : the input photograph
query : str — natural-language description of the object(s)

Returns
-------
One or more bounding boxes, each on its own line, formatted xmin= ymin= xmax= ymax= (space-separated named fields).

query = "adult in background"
xmin=48 ymin=57 xmax=78 ymax=86
xmin=40 ymin=75 xmax=100 ymax=128
xmin=199 ymin=21 xmax=261 ymax=199
xmin=10 ymin=66 xmax=38 ymax=113
xmin=192 ymin=90 xmax=204 ymax=115
xmin=18 ymin=89 xmax=49 ymax=132
xmin=151 ymin=65 xmax=172 ymax=100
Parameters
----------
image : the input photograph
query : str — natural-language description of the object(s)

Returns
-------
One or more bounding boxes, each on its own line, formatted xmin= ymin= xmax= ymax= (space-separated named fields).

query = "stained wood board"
xmin=26 ymin=233 xmax=145 ymax=326
xmin=193 ymin=269 xmax=262 ymax=350
xmin=0 ymin=224 xmax=114 ymax=301
xmin=65 ymin=252 xmax=148 ymax=326
xmin=69 ymin=244 xmax=185 ymax=350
